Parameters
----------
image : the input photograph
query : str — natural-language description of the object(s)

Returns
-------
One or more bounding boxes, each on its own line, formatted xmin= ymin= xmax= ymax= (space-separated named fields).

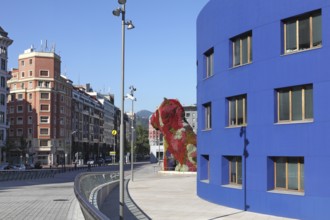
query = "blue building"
xmin=196 ymin=1 xmax=330 ymax=219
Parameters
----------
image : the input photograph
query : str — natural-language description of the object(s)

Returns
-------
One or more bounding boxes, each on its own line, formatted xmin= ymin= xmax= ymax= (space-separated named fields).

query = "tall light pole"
xmin=126 ymin=85 xmax=136 ymax=181
xmin=113 ymin=1 xmax=134 ymax=219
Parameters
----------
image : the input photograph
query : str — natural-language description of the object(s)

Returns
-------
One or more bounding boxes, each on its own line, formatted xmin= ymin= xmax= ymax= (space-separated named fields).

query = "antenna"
xmin=45 ymin=40 xmax=48 ymax=51
xmin=40 ymin=40 xmax=43 ymax=51
xmin=51 ymin=43 xmax=56 ymax=52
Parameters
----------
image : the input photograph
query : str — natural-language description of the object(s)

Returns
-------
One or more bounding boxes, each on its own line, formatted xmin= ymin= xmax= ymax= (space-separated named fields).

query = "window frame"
xmin=17 ymin=93 xmax=24 ymax=100
xmin=40 ymin=70 xmax=49 ymax=77
xmin=40 ymin=104 xmax=49 ymax=112
xmin=276 ymin=84 xmax=313 ymax=123
xmin=204 ymin=48 xmax=214 ymax=78
xmin=228 ymin=94 xmax=247 ymax=127
xmin=39 ymin=128 xmax=49 ymax=136
xmin=17 ymin=105 xmax=23 ymax=113
xmin=17 ymin=128 xmax=23 ymax=136
xmin=200 ymin=154 xmax=210 ymax=182
xmin=203 ymin=102 xmax=212 ymax=130
xmin=283 ymin=10 xmax=322 ymax=54
xmin=231 ymin=31 xmax=252 ymax=67
xmin=40 ymin=116 xmax=49 ymax=124
xmin=40 ymin=92 xmax=50 ymax=100
xmin=228 ymin=156 xmax=242 ymax=185
xmin=40 ymin=140 xmax=48 ymax=147
xmin=274 ymin=157 xmax=304 ymax=192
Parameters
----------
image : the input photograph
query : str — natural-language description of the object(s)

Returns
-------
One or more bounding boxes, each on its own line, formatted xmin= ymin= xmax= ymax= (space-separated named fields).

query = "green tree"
xmin=19 ymin=136 xmax=28 ymax=163
xmin=1 ymin=139 xmax=15 ymax=163
xmin=135 ymin=125 xmax=150 ymax=156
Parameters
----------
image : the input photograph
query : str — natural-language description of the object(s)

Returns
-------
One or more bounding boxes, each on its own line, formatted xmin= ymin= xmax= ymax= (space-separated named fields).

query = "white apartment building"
xmin=0 ymin=27 xmax=13 ymax=162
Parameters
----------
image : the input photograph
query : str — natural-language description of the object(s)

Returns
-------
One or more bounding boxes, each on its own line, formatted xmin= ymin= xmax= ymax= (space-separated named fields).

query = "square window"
xmin=272 ymin=157 xmax=304 ymax=192
xmin=222 ymin=156 xmax=243 ymax=186
xmin=40 ymin=116 xmax=49 ymax=123
xmin=40 ymin=128 xmax=49 ymax=135
xmin=276 ymin=84 xmax=313 ymax=122
xmin=40 ymin=70 xmax=49 ymax=77
xmin=40 ymin=104 xmax=49 ymax=111
xmin=17 ymin=93 xmax=23 ymax=100
xmin=17 ymin=105 xmax=23 ymax=113
xmin=227 ymin=94 xmax=247 ymax=127
xmin=17 ymin=117 xmax=23 ymax=124
xmin=283 ymin=10 xmax=321 ymax=54
xmin=40 ymin=93 xmax=49 ymax=99
xmin=40 ymin=140 xmax=48 ymax=147
xmin=231 ymin=31 xmax=252 ymax=67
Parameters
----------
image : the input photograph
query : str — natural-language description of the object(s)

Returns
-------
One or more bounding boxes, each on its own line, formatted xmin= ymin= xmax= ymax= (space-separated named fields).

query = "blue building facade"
xmin=196 ymin=1 xmax=330 ymax=219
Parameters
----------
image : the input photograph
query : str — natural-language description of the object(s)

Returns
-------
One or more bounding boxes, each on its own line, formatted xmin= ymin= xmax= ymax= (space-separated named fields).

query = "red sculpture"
xmin=151 ymin=98 xmax=197 ymax=172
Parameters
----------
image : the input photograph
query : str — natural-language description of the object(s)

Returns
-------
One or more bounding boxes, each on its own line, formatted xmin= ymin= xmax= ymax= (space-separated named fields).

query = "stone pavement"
xmin=126 ymin=164 xmax=298 ymax=220
xmin=0 ymin=168 xmax=85 ymax=220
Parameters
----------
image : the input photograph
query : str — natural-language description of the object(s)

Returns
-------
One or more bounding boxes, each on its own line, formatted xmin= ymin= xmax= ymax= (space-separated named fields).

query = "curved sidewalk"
xmin=127 ymin=164 xmax=297 ymax=220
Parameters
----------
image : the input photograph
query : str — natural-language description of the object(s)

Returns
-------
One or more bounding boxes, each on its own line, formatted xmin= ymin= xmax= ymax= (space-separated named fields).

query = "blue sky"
xmin=1 ymin=0 xmax=209 ymax=112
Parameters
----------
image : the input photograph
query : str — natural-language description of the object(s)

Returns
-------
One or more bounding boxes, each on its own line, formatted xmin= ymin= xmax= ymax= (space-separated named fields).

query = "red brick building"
xmin=7 ymin=48 xmax=72 ymax=166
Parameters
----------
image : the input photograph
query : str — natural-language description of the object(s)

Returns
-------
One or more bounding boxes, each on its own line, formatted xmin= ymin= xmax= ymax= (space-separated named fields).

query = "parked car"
xmin=0 ymin=162 xmax=9 ymax=170
xmin=15 ymin=164 xmax=26 ymax=171
xmin=96 ymin=158 xmax=104 ymax=165
xmin=34 ymin=161 xmax=42 ymax=169
xmin=25 ymin=163 xmax=35 ymax=170
xmin=5 ymin=164 xmax=17 ymax=170
xmin=104 ymin=156 xmax=112 ymax=163
xmin=87 ymin=159 xmax=94 ymax=165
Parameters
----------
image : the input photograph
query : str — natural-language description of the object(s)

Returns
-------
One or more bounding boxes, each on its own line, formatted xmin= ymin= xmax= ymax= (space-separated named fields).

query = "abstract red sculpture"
xmin=151 ymin=98 xmax=197 ymax=172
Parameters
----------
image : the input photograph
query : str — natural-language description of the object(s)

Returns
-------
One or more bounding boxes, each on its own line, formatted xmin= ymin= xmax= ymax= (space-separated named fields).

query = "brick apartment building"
xmin=7 ymin=48 xmax=72 ymax=166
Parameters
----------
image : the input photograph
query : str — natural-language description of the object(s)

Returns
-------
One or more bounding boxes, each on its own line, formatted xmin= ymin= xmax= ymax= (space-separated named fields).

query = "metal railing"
xmin=0 ymin=165 xmax=89 ymax=182
xmin=74 ymin=171 xmax=119 ymax=220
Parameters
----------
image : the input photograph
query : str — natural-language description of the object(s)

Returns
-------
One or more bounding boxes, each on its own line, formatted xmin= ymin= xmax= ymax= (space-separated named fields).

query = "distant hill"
xmin=136 ymin=110 xmax=153 ymax=129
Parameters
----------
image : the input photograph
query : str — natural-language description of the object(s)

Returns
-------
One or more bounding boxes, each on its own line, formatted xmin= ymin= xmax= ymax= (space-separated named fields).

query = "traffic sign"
xmin=112 ymin=130 xmax=117 ymax=136
xmin=110 ymin=151 xmax=116 ymax=156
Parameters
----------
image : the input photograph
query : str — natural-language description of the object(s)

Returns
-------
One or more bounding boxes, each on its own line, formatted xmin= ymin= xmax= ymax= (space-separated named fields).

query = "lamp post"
xmin=113 ymin=1 xmax=134 ymax=219
xmin=126 ymin=85 xmax=136 ymax=181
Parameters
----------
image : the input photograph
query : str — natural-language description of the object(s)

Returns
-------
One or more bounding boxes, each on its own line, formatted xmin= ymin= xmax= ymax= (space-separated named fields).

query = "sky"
xmin=0 ymin=0 xmax=209 ymax=112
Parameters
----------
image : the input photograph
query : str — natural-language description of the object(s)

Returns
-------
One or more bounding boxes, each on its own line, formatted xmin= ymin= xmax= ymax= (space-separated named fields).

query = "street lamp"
xmin=126 ymin=85 xmax=136 ymax=182
xmin=113 ymin=1 xmax=135 ymax=219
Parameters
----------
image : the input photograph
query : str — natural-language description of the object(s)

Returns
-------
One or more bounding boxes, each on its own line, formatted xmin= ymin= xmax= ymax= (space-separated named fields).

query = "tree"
xmin=1 ymin=139 xmax=15 ymax=163
xmin=135 ymin=125 xmax=150 ymax=156
xmin=19 ymin=136 xmax=28 ymax=163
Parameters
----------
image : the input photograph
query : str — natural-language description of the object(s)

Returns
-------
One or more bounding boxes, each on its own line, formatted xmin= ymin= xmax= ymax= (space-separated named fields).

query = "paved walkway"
xmin=126 ymin=164 xmax=297 ymax=220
